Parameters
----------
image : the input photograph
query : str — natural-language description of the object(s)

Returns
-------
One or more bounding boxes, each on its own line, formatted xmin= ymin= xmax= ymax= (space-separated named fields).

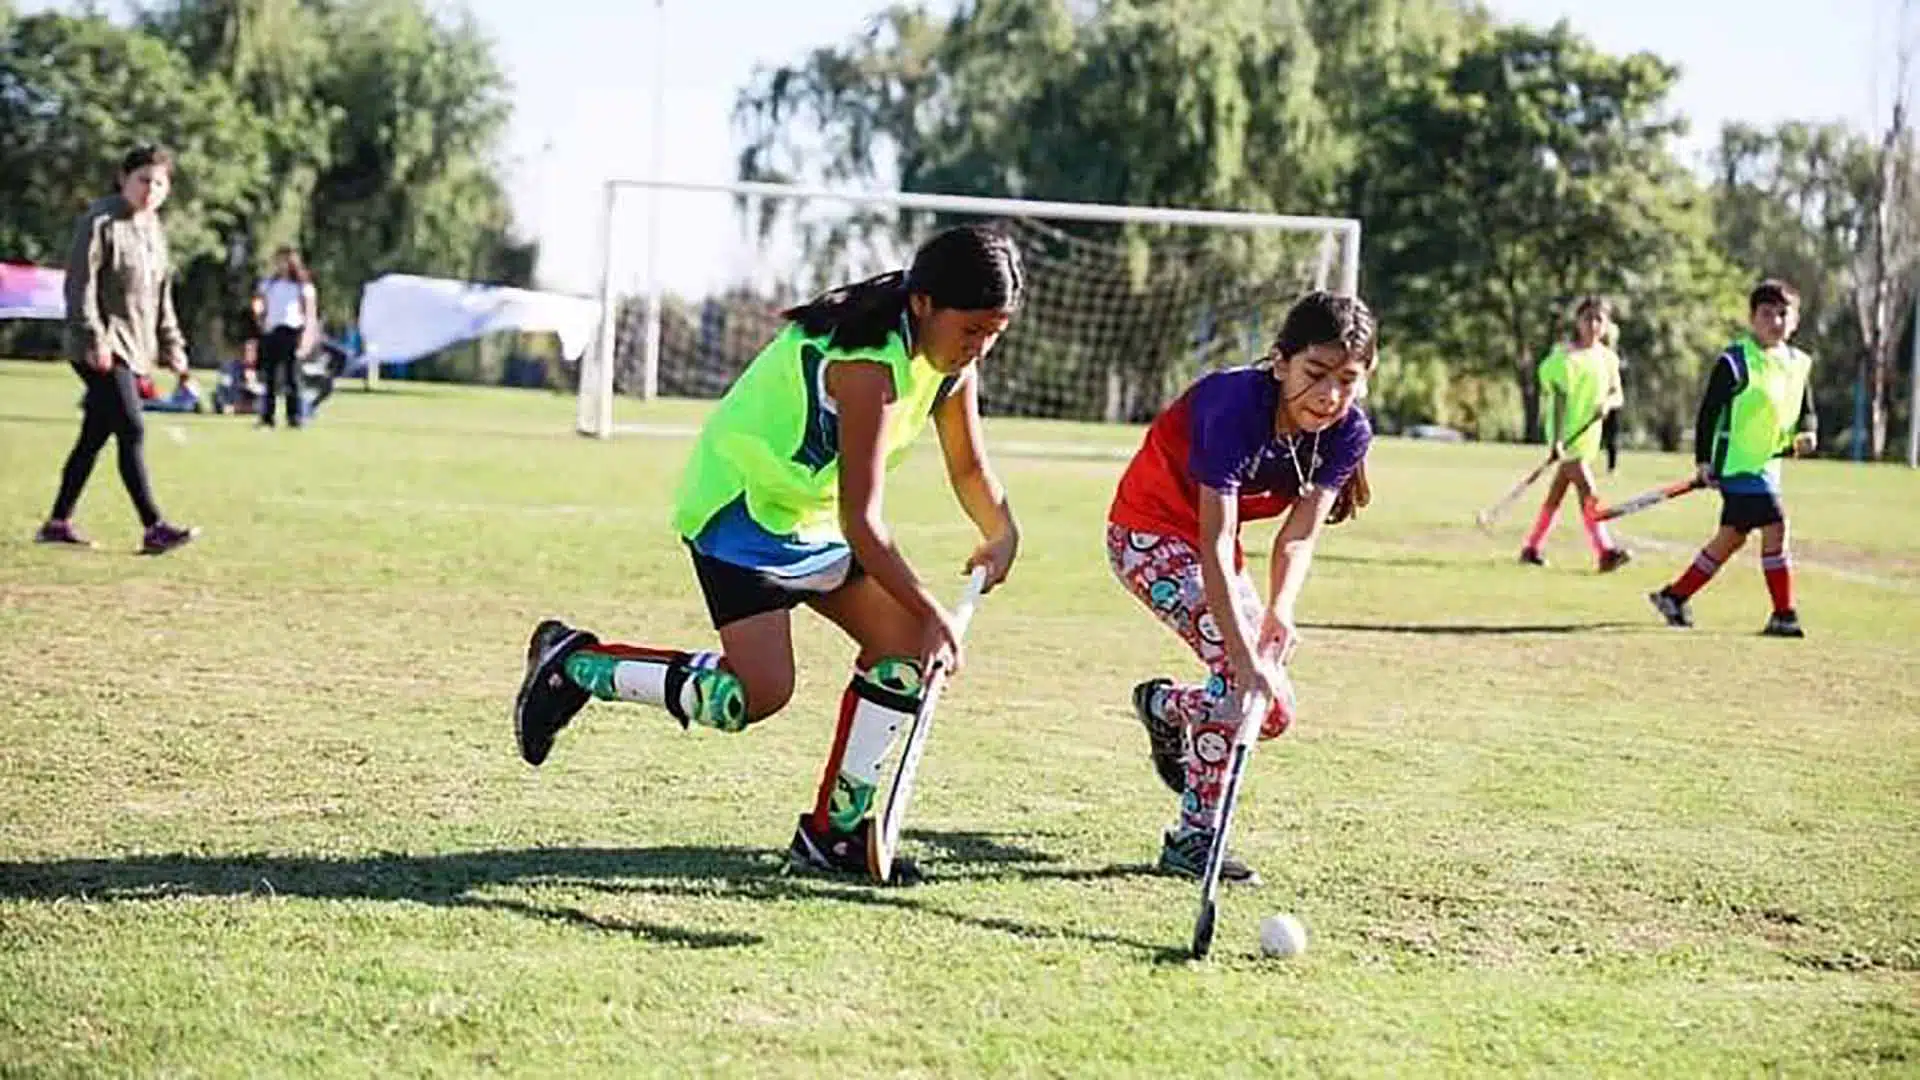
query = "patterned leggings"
xmin=1105 ymin=523 xmax=1290 ymax=833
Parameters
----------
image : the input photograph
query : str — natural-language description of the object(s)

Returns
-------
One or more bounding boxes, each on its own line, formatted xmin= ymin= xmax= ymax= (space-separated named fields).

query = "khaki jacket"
xmin=64 ymin=194 xmax=186 ymax=375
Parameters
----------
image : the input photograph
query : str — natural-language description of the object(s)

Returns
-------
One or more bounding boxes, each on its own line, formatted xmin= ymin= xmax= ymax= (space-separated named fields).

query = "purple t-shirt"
xmin=1188 ymin=366 xmax=1371 ymax=500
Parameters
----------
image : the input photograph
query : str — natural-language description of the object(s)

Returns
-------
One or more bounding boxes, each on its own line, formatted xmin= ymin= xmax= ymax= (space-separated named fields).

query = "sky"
xmin=17 ymin=0 xmax=1902 ymax=297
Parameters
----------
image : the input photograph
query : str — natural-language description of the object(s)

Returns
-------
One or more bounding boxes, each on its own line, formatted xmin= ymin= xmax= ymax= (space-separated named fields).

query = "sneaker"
xmin=1132 ymin=678 xmax=1185 ymax=795
xmin=1762 ymin=610 xmax=1806 ymax=638
xmin=139 ymin=522 xmax=199 ymax=556
xmin=1518 ymin=547 xmax=1548 ymax=567
xmin=513 ymin=619 xmax=598 ymax=765
xmin=1598 ymin=548 xmax=1633 ymax=574
xmin=787 ymin=814 xmax=921 ymax=886
xmin=1158 ymin=827 xmax=1261 ymax=887
xmin=34 ymin=520 xmax=94 ymax=548
xmin=1648 ymin=588 xmax=1692 ymax=628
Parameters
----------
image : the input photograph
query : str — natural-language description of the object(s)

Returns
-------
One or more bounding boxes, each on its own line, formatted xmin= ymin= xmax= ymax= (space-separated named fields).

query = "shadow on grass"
xmin=1303 ymin=620 xmax=1641 ymax=636
xmin=1313 ymin=552 xmax=1466 ymax=571
xmin=0 ymin=829 xmax=1169 ymax=955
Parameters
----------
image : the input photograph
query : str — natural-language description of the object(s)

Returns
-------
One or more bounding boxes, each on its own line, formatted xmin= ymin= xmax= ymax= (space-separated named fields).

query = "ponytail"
xmin=779 ymin=223 xmax=1025 ymax=353
xmin=780 ymin=270 xmax=909 ymax=351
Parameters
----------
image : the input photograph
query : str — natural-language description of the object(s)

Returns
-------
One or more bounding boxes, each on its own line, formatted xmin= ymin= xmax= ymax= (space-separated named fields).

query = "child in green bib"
xmin=1650 ymin=279 xmax=1817 ymax=637
xmin=513 ymin=224 xmax=1026 ymax=883
xmin=1519 ymin=295 xmax=1630 ymax=572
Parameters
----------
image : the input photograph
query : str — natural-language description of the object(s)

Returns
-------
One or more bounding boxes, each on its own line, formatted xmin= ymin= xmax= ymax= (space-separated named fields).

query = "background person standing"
xmin=35 ymin=143 xmax=198 ymax=555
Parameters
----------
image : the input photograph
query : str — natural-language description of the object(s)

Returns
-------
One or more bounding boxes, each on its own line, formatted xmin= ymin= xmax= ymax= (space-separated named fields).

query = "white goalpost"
xmin=578 ymin=178 xmax=1361 ymax=439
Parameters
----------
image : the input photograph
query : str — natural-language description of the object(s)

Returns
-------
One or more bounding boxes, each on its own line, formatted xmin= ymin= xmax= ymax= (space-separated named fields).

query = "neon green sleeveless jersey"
xmin=1717 ymin=335 xmax=1812 ymax=480
xmin=1536 ymin=341 xmax=1621 ymax=461
xmin=671 ymin=318 xmax=952 ymax=543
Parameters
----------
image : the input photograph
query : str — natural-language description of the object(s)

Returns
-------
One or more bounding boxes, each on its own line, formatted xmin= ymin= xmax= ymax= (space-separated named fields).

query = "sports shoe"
xmin=787 ymin=814 xmax=921 ymax=886
xmin=513 ymin=618 xmax=598 ymax=765
xmin=1762 ymin=609 xmax=1806 ymax=638
xmin=1648 ymin=588 xmax=1692 ymax=628
xmin=1132 ymin=678 xmax=1185 ymax=795
xmin=139 ymin=522 xmax=199 ymax=556
xmin=1598 ymin=548 xmax=1633 ymax=574
xmin=34 ymin=520 xmax=94 ymax=548
xmin=1518 ymin=547 xmax=1547 ymax=567
xmin=1158 ymin=827 xmax=1261 ymax=887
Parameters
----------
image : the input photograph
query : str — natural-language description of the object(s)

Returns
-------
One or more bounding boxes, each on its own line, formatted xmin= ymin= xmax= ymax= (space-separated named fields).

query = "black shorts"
xmin=687 ymin=543 xmax=863 ymax=629
xmin=1720 ymin=491 xmax=1785 ymax=532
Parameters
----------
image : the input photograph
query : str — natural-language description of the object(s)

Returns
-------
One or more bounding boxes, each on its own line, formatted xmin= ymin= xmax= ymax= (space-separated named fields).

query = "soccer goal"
xmin=577 ymin=179 xmax=1360 ymax=438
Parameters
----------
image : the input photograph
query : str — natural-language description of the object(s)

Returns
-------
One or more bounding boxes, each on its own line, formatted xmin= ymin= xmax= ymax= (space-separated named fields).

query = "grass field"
xmin=2 ymin=357 xmax=1917 ymax=1077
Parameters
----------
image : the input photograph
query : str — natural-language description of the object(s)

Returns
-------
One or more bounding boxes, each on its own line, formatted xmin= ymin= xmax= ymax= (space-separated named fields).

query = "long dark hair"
xmin=1265 ymin=290 xmax=1378 ymax=525
xmin=780 ymin=223 xmax=1025 ymax=351
xmin=273 ymin=246 xmax=312 ymax=285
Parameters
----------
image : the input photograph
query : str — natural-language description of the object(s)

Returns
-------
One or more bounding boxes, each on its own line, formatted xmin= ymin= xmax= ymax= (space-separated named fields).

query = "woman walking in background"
xmin=35 ymin=143 xmax=198 ymax=555
xmin=254 ymin=246 xmax=318 ymax=428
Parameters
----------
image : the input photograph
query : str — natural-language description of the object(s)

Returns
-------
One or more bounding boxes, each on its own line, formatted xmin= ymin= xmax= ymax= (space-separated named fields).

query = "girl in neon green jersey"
xmin=1519 ymin=295 xmax=1631 ymax=572
xmin=513 ymin=224 xmax=1025 ymax=884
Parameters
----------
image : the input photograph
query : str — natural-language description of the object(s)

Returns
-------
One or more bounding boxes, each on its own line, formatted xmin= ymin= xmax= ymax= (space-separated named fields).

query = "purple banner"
xmin=0 ymin=263 xmax=66 ymax=320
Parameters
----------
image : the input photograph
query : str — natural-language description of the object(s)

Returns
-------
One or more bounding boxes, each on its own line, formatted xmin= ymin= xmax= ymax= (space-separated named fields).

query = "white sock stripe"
xmin=1762 ymin=553 xmax=1792 ymax=570
xmin=1692 ymin=552 xmax=1720 ymax=573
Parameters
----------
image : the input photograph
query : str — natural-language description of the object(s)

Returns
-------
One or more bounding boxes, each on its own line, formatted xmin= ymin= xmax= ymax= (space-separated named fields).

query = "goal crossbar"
xmin=583 ymin=178 xmax=1362 ymax=437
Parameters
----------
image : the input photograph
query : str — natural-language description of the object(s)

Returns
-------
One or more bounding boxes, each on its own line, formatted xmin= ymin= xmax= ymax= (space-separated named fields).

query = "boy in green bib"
xmin=513 ymin=225 xmax=1025 ymax=883
xmin=1650 ymin=279 xmax=1817 ymax=637
xmin=1519 ymin=296 xmax=1630 ymax=571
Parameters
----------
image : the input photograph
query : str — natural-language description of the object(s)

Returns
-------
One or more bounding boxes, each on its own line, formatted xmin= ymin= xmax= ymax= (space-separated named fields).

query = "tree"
xmin=0 ymin=13 xmax=268 ymax=264
xmin=734 ymin=0 xmax=1398 ymax=418
xmin=0 ymin=13 xmax=269 ymax=352
xmin=1356 ymin=21 xmax=1739 ymax=441
xmin=303 ymin=0 xmax=532 ymax=325
xmin=139 ymin=0 xmax=338 ymax=340
xmin=1708 ymin=121 xmax=1910 ymax=457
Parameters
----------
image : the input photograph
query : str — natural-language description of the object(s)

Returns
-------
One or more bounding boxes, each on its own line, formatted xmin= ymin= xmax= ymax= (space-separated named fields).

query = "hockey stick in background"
xmin=1474 ymin=410 xmax=1605 ymax=530
xmin=1590 ymin=476 xmax=1708 ymax=522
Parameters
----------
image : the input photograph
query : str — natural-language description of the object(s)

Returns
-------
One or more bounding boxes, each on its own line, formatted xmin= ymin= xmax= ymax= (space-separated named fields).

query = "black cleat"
xmin=139 ymin=521 xmax=199 ymax=556
xmin=1132 ymin=678 xmax=1185 ymax=795
xmin=514 ymin=619 xmax=597 ymax=765
xmin=1158 ymin=827 xmax=1262 ymax=887
xmin=1518 ymin=547 xmax=1548 ymax=567
xmin=1598 ymin=548 xmax=1633 ymax=574
xmin=787 ymin=814 xmax=921 ymax=886
xmin=1762 ymin=609 xmax=1806 ymax=638
xmin=1648 ymin=589 xmax=1693 ymax=629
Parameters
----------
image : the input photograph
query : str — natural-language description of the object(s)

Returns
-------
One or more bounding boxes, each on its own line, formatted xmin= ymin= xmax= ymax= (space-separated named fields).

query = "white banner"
xmin=0 ymin=263 xmax=66 ymax=320
xmin=356 ymin=274 xmax=600 ymax=365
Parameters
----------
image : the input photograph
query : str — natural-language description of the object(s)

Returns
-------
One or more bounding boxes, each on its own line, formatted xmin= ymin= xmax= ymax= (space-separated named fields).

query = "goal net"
xmin=577 ymin=180 xmax=1360 ymax=438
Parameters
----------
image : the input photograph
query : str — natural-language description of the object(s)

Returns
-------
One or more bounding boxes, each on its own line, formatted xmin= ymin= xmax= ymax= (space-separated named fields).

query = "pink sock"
xmin=1523 ymin=504 xmax=1555 ymax=551
xmin=1581 ymin=501 xmax=1614 ymax=557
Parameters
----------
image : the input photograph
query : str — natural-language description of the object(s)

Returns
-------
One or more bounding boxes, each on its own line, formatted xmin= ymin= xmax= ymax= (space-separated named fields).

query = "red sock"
xmin=1523 ymin=503 xmax=1556 ymax=551
xmin=1762 ymin=551 xmax=1794 ymax=614
xmin=1669 ymin=550 xmax=1721 ymax=599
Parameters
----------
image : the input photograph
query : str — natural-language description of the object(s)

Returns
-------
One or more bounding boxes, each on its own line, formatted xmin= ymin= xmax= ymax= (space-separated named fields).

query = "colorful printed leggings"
xmin=1105 ymin=523 xmax=1289 ymax=833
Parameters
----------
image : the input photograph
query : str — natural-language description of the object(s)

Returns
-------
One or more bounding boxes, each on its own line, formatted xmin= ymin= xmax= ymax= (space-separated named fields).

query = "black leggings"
xmin=260 ymin=325 xmax=303 ymax=425
xmin=1601 ymin=411 xmax=1622 ymax=472
xmin=50 ymin=360 xmax=161 ymax=528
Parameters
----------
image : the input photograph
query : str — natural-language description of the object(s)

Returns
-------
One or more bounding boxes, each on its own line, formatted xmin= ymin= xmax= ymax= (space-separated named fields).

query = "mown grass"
xmin=2 ymin=358 xmax=1916 ymax=1077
